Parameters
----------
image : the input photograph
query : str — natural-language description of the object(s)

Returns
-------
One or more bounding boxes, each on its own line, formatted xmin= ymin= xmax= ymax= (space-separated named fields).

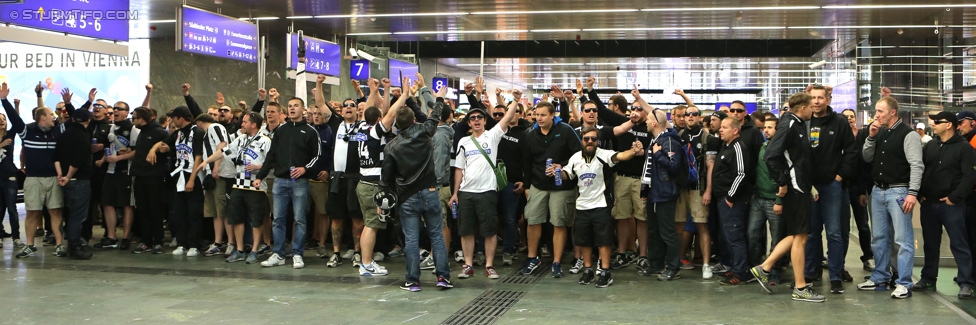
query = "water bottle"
xmin=451 ymin=201 xmax=458 ymax=219
xmin=290 ymin=167 xmax=296 ymax=183
xmin=91 ymin=138 xmax=97 ymax=145
xmin=104 ymin=148 xmax=111 ymax=158
xmin=897 ymin=196 xmax=905 ymax=205
xmin=244 ymin=158 xmax=251 ymax=178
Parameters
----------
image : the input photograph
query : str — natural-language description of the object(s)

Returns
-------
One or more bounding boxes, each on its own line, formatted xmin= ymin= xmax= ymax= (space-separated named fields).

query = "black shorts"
xmin=226 ymin=188 xmax=269 ymax=227
xmin=782 ymin=190 xmax=812 ymax=236
xmin=326 ymin=175 xmax=363 ymax=219
xmin=574 ymin=207 xmax=614 ymax=248
xmin=457 ymin=191 xmax=498 ymax=237
xmin=101 ymin=173 xmax=133 ymax=207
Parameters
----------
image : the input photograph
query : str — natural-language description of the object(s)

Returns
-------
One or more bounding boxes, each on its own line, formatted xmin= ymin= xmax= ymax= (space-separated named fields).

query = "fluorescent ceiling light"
xmin=529 ymin=29 xmax=582 ymax=32
xmin=581 ymin=28 xmax=650 ymax=32
xmin=146 ymin=19 xmax=176 ymax=23
xmin=239 ymin=17 xmax=279 ymax=21
xmin=641 ymin=6 xmax=818 ymax=11
xmin=732 ymin=26 xmax=786 ymax=30
xmin=286 ymin=16 xmax=313 ymax=19
xmin=648 ymin=27 xmax=728 ymax=30
xmin=789 ymin=25 xmax=942 ymax=29
xmin=394 ymin=30 xmax=527 ymax=35
xmin=315 ymin=12 xmax=467 ymax=18
xmin=948 ymin=25 xmax=976 ymax=28
xmin=472 ymin=9 xmax=638 ymax=15
xmin=346 ymin=32 xmax=393 ymax=36
xmin=823 ymin=4 xmax=976 ymax=9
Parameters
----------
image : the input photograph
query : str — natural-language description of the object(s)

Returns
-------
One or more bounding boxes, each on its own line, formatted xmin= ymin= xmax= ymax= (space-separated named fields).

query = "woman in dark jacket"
xmin=0 ymin=94 xmax=26 ymax=244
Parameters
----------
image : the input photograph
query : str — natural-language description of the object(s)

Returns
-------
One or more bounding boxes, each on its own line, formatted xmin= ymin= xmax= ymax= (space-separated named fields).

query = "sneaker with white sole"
xmin=419 ymin=255 xmax=436 ymax=270
xmin=474 ymin=252 xmax=486 ymax=266
xmin=373 ymin=252 xmax=385 ymax=262
xmin=15 ymin=245 xmax=37 ymax=258
xmin=223 ymin=243 xmax=236 ymax=257
xmin=569 ymin=258 xmax=585 ymax=274
xmin=293 ymin=255 xmax=305 ymax=269
xmin=503 ymin=252 xmax=514 ymax=266
xmin=352 ymin=253 xmax=362 ymax=267
xmin=388 ymin=246 xmax=404 ymax=258
xmin=226 ymin=250 xmax=245 ymax=263
xmin=454 ymin=250 xmax=464 ymax=263
xmin=245 ymin=252 xmax=258 ymax=264
xmin=172 ymin=246 xmax=186 ymax=255
xmin=342 ymin=249 xmax=355 ymax=260
xmin=261 ymin=253 xmax=286 ymax=267
xmin=703 ymin=264 xmax=714 ymax=280
xmin=54 ymin=244 xmax=67 ymax=257
xmin=202 ymin=243 xmax=222 ymax=257
xmin=891 ymin=284 xmax=912 ymax=299
xmin=359 ymin=261 xmax=389 ymax=276
xmin=186 ymin=248 xmax=200 ymax=257
xmin=327 ymin=254 xmax=342 ymax=267
xmin=711 ymin=264 xmax=731 ymax=274
xmin=256 ymin=244 xmax=271 ymax=255
xmin=857 ymin=280 xmax=891 ymax=291
xmin=13 ymin=239 xmax=25 ymax=247
xmin=168 ymin=238 xmax=178 ymax=248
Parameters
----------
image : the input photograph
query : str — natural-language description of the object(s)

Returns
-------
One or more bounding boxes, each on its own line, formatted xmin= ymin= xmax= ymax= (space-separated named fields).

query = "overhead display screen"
xmin=0 ymin=0 xmax=131 ymax=41
xmin=177 ymin=6 xmax=257 ymax=63
xmin=350 ymin=59 xmax=370 ymax=80
xmin=286 ymin=33 xmax=341 ymax=77
xmin=388 ymin=59 xmax=418 ymax=87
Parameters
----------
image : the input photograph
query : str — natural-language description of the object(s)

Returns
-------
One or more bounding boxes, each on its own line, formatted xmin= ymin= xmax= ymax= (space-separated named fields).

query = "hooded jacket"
xmin=764 ymin=112 xmax=812 ymax=194
xmin=809 ymin=107 xmax=858 ymax=184
xmin=640 ymin=128 xmax=684 ymax=203
xmin=255 ymin=119 xmax=321 ymax=180
xmin=920 ymin=133 xmax=976 ymax=204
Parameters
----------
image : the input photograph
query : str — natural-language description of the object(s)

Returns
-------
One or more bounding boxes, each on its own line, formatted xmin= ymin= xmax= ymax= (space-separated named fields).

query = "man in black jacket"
xmin=129 ymin=107 xmax=170 ymax=254
xmin=804 ymin=84 xmax=859 ymax=293
xmin=149 ymin=106 xmax=204 ymax=257
xmin=751 ymin=92 xmax=825 ymax=303
xmin=712 ymin=117 xmax=754 ymax=285
xmin=254 ymin=97 xmax=321 ymax=269
xmin=55 ymin=110 xmax=95 ymax=259
xmin=913 ymin=111 xmax=976 ymax=299
xmin=380 ymin=88 xmax=453 ymax=292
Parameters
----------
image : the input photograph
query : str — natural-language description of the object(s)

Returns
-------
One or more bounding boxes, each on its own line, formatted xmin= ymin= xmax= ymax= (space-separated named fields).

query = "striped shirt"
xmin=222 ymin=133 xmax=272 ymax=191
xmin=19 ymin=122 xmax=64 ymax=177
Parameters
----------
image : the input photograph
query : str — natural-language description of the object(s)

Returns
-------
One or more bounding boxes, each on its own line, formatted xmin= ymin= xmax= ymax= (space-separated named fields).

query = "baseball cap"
xmin=956 ymin=111 xmax=976 ymax=121
xmin=72 ymin=109 xmax=91 ymax=122
xmin=166 ymin=106 xmax=194 ymax=121
xmin=915 ymin=123 xmax=926 ymax=130
xmin=466 ymin=108 xmax=489 ymax=119
xmin=929 ymin=111 xmax=959 ymax=127
xmin=710 ymin=111 xmax=728 ymax=120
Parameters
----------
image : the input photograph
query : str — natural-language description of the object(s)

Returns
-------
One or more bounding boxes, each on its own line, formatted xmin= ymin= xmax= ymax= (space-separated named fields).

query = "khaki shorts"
xmin=611 ymin=175 xmax=646 ymax=221
xmin=524 ymin=186 xmax=576 ymax=227
xmin=356 ymin=182 xmax=386 ymax=229
xmin=203 ymin=177 xmax=230 ymax=219
xmin=25 ymin=176 xmax=63 ymax=211
xmin=675 ymin=189 xmax=709 ymax=223
xmin=308 ymin=180 xmax=330 ymax=215
xmin=439 ymin=186 xmax=452 ymax=225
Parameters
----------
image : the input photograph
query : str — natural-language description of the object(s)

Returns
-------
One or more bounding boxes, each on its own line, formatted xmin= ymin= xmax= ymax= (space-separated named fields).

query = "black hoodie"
xmin=920 ymin=133 xmax=976 ymax=204
xmin=809 ymin=107 xmax=858 ymax=185
xmin=738 ymin=115 xmax=764 ymax=184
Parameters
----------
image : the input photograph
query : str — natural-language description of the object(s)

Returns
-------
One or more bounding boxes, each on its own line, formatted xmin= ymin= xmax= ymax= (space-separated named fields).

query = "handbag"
xmin=469 ymin=135 xmax=507 ymax=191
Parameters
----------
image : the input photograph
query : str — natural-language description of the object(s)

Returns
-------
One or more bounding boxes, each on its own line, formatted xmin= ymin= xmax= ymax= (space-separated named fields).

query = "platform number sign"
xmin=432 ymin=78 xmax=448 ymax=94
xmin=350 ymin=59 xmax=370 ymax=80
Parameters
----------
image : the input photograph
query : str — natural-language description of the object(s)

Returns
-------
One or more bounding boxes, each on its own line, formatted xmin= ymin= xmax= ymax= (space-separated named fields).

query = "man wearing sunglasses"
xmin=87 ymin=97 xmax=114 ymax=244
xmin=97 ymin=101 xmax=139 ymax=251
xmin=323 ymin=96 xmax=365 ymax=267
xmin=676 ymin=105 xmax=721 ymax=279
xmin=913 ymin=111 xmax=976 ymax=299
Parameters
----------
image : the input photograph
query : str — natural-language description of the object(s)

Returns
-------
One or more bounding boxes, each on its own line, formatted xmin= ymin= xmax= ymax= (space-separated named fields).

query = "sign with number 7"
xmin=350 ymin=59 xmax=370 ymax=80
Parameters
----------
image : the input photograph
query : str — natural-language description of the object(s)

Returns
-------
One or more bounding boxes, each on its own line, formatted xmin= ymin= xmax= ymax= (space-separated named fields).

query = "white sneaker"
xmin=169 ymin=238 xmax=178 ymax=248
xmin=342 ymin=249 xmax=355 ymax=260
xmin=261 ymin=253 xmax=286 ymax=267
xmin=891 ymin=284 xmax=912 ymax=299
xmin=293 ymin=255 xmax=305 ymax=269
xmin=186 ymin=248 xmax=200 ymax=257
xmin=172 ymin=246 xmax=186 ymax=255
xmin=13 ymin=239 xmax=25 ymax=247
xmin=359 ymin=261 xmax=389 ymax=276
xmin=224 ymin=243 xmax=236 ymax=256
xmin=420 ymin=255 xmax=436 ymax=270
xmin=454 ymin=250 xmax=464 ymax=263
xmin=702 ymin=264 xmax=713 ymax=279
xmin=353 ymin=253 xmax=362 ymax=267
xmin=373 ymin=252 xmax=385 ymax=262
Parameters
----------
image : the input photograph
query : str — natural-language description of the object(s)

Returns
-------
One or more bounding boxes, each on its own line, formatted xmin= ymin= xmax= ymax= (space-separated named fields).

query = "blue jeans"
xmin=920 ymin=201 xmax=973 ymax=286
xmin=399 ymin=188 xmax=451 ymax=282
xmin=806 ymin=180 xmax=845 ymax=281
xmin=63 ymin=180 xmax=90 ymax=247
xmin=0 ymin=177 xmax=20 ymax=239
xmin=273 ymin=178 xmax=309 ymax=257
xmin=747 ymin=197 xmax=785 ymax=267
xmin=869 ymin=186 xmax=915 ymax=287
xmin=718 ymin=194 xmax=750 ymax=278
xmin=498 ymin=182 xmax=520 ymax=254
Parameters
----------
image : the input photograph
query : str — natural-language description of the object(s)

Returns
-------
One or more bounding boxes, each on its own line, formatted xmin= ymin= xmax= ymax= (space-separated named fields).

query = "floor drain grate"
xmin=440 ymin=289 xmax=526 ymax=325
xmin=498 ymin=261 xmax=551 ymax=284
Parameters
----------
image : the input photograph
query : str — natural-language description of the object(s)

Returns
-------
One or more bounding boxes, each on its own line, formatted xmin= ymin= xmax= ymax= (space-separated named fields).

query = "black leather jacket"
xmin=380 ymin=99 xmax=445 ymax=200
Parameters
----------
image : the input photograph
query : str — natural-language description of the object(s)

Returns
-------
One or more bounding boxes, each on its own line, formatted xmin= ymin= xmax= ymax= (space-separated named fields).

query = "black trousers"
xmin=134 ymin=176 xmax=167 ymax=247
xmin=171 ymin=179 xmax=204 ymax=249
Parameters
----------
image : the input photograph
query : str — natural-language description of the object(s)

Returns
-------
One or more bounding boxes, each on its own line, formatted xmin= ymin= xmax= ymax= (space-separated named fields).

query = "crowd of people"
xmin=2 ymin=59 xmax=975 ymax=299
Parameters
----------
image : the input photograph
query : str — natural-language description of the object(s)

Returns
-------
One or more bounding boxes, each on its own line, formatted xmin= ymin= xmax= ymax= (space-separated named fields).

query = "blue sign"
xmin=178 ymin=6 xmax=258 ymax=63
xmin=432 ymin=77 xmax=448 ymax=93
xmin=0 ymin=0 xmax=131 ymax=41
xmin=388 ymin=59 xmax=418 ymax=87
xmin=287 ymin=33 xmax=341 ymax=77
xmin=350 ymin=59 xmax=370 ymax=80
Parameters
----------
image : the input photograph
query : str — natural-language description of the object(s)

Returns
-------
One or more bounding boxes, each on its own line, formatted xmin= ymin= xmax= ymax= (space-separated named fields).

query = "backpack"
xmin=671 ymin=135 xmax=698 ymax=189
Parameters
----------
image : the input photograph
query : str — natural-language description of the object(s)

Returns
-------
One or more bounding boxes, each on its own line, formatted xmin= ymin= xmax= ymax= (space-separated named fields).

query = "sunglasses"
xmin=343 ymin=102 xmax=357 ymax=108
xmin=469 ymin=115 xmax=485 ymax=121
xmin=685 ymin=112 xmax=701 ymax=117
xmin=92 ymin=104 xmax=105 ymax=109
xmin=582 ymin=136 xmax=599 ymax=143
xmin=492 ymin=112 xmax=505 ymax=118
xmin=114 ymin=106 xmax=127 ymax=111
xmin=632 ymin=106 xmax=643 ymax=112
xmin=932 ymin=120 xmax=952 ymax=125
xmin=583 ymin=108 xmax=598 ymax=113
xmin=730 ymin=108 xmax=746 ymax=113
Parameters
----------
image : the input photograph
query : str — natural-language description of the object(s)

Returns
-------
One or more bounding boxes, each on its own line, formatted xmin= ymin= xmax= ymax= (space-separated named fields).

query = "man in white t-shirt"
xmin=558 ymin=126 xmax=642 ymax=288
xmin=449 ymin=99 xmax=521 ymax=280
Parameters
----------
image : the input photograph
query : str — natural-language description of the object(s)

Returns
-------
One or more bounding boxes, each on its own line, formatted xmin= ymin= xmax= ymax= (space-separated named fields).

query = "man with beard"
xmin=676 ymin=105 xmax=720 ymax=279
xmin=95 ymin=98 xmax=141 ymax=250
xmin=562 ymin=126 xmax=641 ymax=287
xmin=323 ymin=94 xmax=365 ymax=267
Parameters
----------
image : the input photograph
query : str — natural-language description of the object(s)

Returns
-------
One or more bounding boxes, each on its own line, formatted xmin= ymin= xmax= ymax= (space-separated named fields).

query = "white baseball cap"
xmin=915 ymin=122 xmax=926 ymax=130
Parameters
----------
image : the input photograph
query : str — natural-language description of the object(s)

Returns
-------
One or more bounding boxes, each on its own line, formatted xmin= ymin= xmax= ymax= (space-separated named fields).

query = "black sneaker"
xmin=830 ymin=280 xmax=845 ymax=294
xmin=912 ymin=278 xmax=937 ymax=292
xmin=152 ymin=245 xmax=164 ymax=254
xmin=610 ymin=253 xmax=627 ymax=270
xmin=841 ymin=268 xmax=854 ymax=282
xmin=960 ymin=285 xmax=974 ymax=299
xmin=69 ymin=245 xmax=93 ymax=260
xmin=34 ymin=228 xmax=44 ymax=238
xmin=595 ymin=269 xmax=613 ymax=288
xmin=119 ymin=238 xmax=131 ymax=250
xmin=400 ymin=281 xmax=421 ymax=292
xmin=658 ymin=269 xmax=680 ymax=281
xmin=579 ymin=268 xmax=595 ymax=285
xmin=42 ymin=235 xmax=55 ymax=246
xmin=93 ymin=237 xmax=118 ymax=249
xmin=132 ymin=243 xmax=150 ymax=254
xmin=437 ymin=276 xmax=454 ymax=289
xmin=551 ymin=263 xmax=565 ymax=278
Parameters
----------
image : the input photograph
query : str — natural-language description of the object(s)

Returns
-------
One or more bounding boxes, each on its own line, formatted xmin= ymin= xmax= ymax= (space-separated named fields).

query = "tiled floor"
xmin=1 ymin=207 xmax=973 ymax=324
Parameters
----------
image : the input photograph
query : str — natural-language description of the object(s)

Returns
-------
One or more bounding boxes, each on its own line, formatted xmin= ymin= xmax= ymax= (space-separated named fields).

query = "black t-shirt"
xmin=614 ymin=123 xmax=651 ymax=177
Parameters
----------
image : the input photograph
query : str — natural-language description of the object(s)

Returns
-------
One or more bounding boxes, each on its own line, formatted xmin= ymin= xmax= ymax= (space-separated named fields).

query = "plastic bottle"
xmin=451 ymin=201 xmax=458 ymax=219
xmin=244 ymin=158 xmax=251 ymax=178
xmin=290 ymin=167 xmax=296 ymax=183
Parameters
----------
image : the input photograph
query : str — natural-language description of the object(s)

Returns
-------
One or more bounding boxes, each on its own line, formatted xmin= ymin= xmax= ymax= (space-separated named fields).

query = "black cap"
xmin=467 ymin=107 xmax=488 ymax=118
xmin=166 ymin=106 xmax=194 ymax=121
xmin=956 ymin=111 xmax=976 ymax=121
xmin=929 ymin=111 xmax=959 ymax=127
xmin=711 ymin=111 xmax=728 ymax=120
xmin=72 ymin=109 xmax=91 ymax=122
